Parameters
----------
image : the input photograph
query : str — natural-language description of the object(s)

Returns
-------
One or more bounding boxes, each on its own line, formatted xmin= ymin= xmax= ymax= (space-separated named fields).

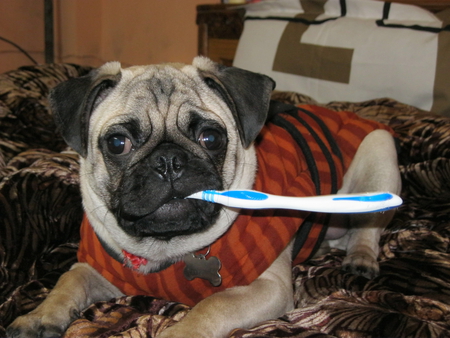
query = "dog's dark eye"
xmin=107 ymin=135 xmax=133 ymax=155
xmin=198 ymin=129 xmax=224 ymax=151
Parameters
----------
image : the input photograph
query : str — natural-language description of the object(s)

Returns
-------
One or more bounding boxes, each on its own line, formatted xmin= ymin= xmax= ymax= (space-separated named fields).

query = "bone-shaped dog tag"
xmin=183 ymin=252 xmax=222 ymax=287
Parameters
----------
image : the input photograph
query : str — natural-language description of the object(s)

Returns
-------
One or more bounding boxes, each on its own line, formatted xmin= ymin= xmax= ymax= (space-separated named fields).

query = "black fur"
xmin=50 ymin=68 xmax=121 ymax=157
xmin=199 ymin=64 xmax=275 ymax=148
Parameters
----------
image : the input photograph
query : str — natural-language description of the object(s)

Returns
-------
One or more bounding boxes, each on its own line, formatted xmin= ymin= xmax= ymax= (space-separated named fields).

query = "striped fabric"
xmin=77 ymin=104 xmax=393 ymax=306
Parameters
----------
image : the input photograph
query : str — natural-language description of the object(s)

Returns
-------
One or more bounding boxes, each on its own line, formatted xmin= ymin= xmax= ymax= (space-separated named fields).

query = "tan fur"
xmin=79 ymin=60 xmax=255 ymax=274
xmin=7 ymin=59 xmax=401 ymax=338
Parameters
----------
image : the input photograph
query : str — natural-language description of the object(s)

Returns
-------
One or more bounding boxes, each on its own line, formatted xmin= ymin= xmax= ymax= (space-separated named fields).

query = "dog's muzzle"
xmin=112 ymin=143 xmax=223 ymax=239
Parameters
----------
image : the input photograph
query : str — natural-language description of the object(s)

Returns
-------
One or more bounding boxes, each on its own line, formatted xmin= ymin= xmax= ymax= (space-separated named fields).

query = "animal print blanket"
xmin=0 ymin=64 xmax=449 ymax=338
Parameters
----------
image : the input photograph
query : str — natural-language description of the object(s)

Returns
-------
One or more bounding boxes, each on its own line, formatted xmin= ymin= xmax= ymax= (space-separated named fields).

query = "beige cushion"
xmin=233 ymin=0 xmax=450 ymax=116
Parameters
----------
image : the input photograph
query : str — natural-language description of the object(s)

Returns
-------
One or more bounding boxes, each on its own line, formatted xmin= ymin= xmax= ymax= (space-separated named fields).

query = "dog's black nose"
xmin=150 ymin=143 xmax=187 ymax=181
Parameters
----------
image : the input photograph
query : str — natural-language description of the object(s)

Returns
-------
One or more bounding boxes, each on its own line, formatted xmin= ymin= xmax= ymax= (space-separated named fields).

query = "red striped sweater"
xmin=77 ymin=104 xmax=393 ymax=306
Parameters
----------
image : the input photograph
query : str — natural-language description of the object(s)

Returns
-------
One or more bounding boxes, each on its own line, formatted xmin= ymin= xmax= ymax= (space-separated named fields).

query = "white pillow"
xmin=233 ymin=0 xmax=450 ymax=116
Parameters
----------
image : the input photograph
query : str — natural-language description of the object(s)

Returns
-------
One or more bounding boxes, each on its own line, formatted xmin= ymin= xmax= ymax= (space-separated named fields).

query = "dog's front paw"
xmin=6 ymin=310 xmax=75 ymax=338
xmin=342 ymin=252 xmax=379 ymax=279
xmin=158 ymin=321 xmax=219 ymax=338
xmin=158 ymin=325 xmax=205 ymax=338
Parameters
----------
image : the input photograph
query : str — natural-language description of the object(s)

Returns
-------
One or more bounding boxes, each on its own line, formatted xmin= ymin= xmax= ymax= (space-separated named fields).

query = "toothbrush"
xmin=187 ymin=190 xmax=402 ymax=213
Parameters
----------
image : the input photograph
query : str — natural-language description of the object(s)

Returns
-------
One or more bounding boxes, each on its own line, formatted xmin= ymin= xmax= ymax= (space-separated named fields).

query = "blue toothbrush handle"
xmin=188 ymin=190 xmax=402 ymax=213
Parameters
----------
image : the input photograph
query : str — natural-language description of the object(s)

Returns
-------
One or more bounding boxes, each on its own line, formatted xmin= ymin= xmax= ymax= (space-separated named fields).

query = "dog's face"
xmin=50 ymin=57 xmax=274 ymax=272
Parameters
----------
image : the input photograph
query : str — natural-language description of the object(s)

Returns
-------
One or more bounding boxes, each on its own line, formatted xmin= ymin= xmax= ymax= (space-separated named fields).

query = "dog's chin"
xmin=118 ymin=199 xmax=221 ymax=240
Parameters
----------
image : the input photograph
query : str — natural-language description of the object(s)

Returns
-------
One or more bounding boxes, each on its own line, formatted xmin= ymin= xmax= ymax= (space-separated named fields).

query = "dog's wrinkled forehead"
xmin=87 ymin=64 xmax=231 ymax=156
xmin=50 ymin=57 xmax=275 ymax=158
xmin=122 ymin=65 xmax=200 ymax=106
xmin=97 ymin=65 xmax=223 ymax=125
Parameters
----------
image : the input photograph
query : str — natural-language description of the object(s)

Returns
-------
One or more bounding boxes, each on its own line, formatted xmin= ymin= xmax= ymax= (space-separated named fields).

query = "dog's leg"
xmin=325 ymin=129 xmax=401 ymax=279
xmin=159 ymin=243 xmax=294 ymax=338
xmin=6 ymin=262 xmax=123 ymax=338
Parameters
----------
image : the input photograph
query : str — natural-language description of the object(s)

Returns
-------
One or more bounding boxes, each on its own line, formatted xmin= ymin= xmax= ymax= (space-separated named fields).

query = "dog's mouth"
xmin=110 ymin=141 xmax=226 ymax=240
xmin=117 ymin=194 xmax=221 ymax=240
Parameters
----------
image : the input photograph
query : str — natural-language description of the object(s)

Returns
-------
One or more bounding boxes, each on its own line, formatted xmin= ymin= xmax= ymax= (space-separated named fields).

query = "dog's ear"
xmin=193 ymin=56 xmax=275 ymax=148
xmin=50 ymin=62 xmax=122 ymax=158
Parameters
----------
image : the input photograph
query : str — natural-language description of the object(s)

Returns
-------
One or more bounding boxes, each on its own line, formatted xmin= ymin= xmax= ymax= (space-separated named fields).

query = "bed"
xmin=1 ymin=0 xmax=450 ymax=337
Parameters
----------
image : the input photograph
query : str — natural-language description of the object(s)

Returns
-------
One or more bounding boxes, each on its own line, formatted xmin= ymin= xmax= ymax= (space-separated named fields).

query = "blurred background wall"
xmin=0 ymin=0 xmax=220 ymax=73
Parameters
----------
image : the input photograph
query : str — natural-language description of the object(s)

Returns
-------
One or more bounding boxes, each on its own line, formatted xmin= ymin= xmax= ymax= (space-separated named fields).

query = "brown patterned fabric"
xmin=0 ymin=64 xmax=91 ymax=336
xmin=1 ymin=65 xmax=450 ymax=338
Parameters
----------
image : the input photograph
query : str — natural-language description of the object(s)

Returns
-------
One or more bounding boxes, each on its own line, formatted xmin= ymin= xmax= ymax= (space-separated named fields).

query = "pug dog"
xmin=7 ymin=57 xmax=401 ymax=338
